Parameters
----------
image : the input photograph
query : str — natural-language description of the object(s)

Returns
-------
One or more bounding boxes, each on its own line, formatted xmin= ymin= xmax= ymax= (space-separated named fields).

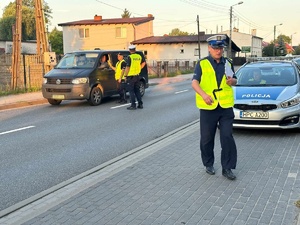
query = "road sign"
xmin=241 ymin=46 xmax=251 ymax=53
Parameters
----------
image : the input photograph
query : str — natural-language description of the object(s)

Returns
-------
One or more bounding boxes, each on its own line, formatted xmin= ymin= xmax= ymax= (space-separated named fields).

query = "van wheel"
xmin=88 ymin=86 xmax=102 ymax=106
xmin=48 ymin=99 xmax=62 ymax=105
xmin=138 ymin=81 xmax=145 ymax=96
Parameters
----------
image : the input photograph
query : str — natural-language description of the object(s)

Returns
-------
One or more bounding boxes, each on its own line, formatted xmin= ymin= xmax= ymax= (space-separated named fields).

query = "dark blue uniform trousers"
xmin=199 ymin=105 xmax=237 ymax=169
xmin=126 ymin=75 xmax=142 ymax=107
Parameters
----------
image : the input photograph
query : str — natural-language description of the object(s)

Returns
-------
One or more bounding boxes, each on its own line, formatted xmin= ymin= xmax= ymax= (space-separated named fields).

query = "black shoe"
xmin=205 ymin=166 xmax=215 ymax=175
xmin=222 ymin=169 xmax=236 ymax=180
xmin=137 ymin=104 xmax=143 ymax=109
xmin=127 ymin=106 xmax=136 ymax=110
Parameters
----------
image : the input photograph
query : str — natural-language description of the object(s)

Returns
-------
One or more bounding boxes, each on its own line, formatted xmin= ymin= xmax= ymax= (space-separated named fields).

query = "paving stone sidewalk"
xmin=0 ymin=121 xmax=300 ymax=225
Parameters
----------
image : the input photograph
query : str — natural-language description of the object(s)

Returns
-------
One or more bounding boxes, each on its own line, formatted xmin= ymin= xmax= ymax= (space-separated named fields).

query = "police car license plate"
xmin=52 ymin=94 xmax=65 ymax=100
xmin=240 ymin=111 xmax=269 ymax=119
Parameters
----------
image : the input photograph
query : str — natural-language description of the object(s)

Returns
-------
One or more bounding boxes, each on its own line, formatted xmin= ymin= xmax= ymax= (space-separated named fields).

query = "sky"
xmin=1 ymin=0 xmax=300 ymax=46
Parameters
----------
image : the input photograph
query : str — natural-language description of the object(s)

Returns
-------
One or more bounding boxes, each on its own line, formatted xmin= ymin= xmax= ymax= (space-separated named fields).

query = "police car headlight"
xmin=43 ymin=78 xmax=48 ymax=84
xmin=281 ymin=95 xmax=300 ymax=108
xmin=72 ymin=78 xmax=88 ymax=84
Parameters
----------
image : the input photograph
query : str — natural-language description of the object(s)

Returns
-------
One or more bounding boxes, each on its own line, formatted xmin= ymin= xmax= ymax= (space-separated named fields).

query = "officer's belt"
xmin=212 ymin=88 xmax=223 ymax=100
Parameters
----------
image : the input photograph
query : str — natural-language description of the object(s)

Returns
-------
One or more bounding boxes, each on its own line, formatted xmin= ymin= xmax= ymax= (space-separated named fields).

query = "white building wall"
xmin=219 ymin=30 xmax=262 ymax=57
xmin=136 ymin=43 xmax=210 ymax=65
xmin=3 ymin=41 xmax=37 ymax=54
xmin=62 ymin=22 xmax=154 ymax=54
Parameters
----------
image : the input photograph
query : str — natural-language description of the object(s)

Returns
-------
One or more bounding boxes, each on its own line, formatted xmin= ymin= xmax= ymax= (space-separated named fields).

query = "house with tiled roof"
xmin=132 ymin=34 xmax=241 ymax=65
xmin=58 ymin=14 xmax=154 ymax=53
xmin=58 ymin=15 xmax=241 ymax=65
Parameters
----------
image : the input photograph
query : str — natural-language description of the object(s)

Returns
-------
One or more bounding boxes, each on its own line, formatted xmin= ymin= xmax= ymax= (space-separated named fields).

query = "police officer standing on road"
xmin=124 ymin=45 xmax=146 ymax=110
xmin=108 ymin=53 xmax=127 ymax=104
xmin=191 ymin=35 xmax=238 ymax=180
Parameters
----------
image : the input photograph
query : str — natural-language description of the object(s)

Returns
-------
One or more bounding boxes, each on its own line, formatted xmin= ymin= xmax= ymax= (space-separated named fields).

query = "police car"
xmin=233 ymin=60 xmax=300 ymax=129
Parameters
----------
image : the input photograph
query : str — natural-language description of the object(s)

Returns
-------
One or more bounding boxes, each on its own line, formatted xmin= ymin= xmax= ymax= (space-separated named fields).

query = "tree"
xmin=121 ymin=8 xmax=131 ymax=18
xmin=168 ymin=28 xmax=189 ymax=36
xmin=275 ymin=34 xmax=291 ymax=44
xmin=0 ymin=0 xmax=52 ymax=41
xmin=48 ymin=27 xmax=63 ymax=55
xmin=262 ymin=44 xmax=274 ymax=57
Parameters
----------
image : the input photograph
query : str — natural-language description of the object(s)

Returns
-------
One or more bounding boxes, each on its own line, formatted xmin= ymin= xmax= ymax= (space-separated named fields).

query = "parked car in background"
xmin=42 ymin=50 xmax=148 ymax=106
xmin=292 ymin=57 xmax=300 ymax=67
xmin=233 ymin=60 xmax=300 ymax=130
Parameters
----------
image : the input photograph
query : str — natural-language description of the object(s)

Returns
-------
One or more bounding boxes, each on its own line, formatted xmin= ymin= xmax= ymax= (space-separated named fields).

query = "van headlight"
xmin=43 ymin=78 xmax=48 ymax=84
xmin=72 ymin=78 xmax=88 ymax=84
xmin=281 ymin=95 xmax=300 ymax=108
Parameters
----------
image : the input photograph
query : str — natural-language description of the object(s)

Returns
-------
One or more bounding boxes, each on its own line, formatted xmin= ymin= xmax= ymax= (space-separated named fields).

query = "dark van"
xmin=42 ymin=50 xmax=148 ymax=106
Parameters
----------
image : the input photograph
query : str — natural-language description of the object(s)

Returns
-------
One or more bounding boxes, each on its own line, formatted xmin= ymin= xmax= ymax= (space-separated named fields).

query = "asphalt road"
xmin=0 ymin=80 xmax=199 ymax=211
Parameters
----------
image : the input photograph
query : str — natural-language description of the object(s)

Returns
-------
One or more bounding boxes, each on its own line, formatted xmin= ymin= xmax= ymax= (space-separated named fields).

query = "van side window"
xmin=98 ymin=54 xmax=109 ymax=69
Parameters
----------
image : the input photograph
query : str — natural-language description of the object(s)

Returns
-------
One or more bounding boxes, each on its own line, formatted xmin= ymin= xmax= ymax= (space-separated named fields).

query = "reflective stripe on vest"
xmin=195 ymin=59 xmax=234 ymax=110
xmin=115 ymin=59 xmax=125 ymax=80
xmin=127 ymin=53 xmax=142 ymax=76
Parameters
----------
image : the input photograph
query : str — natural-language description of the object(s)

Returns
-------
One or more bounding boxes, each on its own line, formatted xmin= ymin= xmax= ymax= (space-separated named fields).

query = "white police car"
xmin=233 ymin=60 xmax=300 ymax=129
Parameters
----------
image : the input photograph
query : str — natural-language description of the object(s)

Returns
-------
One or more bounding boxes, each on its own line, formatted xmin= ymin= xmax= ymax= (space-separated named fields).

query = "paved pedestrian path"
xmin=1 ymin=73 xmax=300 ymax=224
xmin=0 ymin=120 xmax=300 ymax=225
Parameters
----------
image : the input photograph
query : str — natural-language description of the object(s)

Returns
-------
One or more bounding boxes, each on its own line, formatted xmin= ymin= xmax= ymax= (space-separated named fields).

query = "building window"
xmin=194 ymin=49 xmax=199 ymax=56
xmin=180 ymin=49 xmax=184 ymax=54
xmin=116 ymin=27 xmax=127 ymax=38
xmin=79 ymin=28 xmax=89 ymax=38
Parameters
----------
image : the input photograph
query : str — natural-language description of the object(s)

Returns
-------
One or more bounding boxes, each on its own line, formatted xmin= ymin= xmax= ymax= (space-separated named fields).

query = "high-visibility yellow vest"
xmin=127 ymin=53 xmax=142 ymax=76
xmin=115 ymin=59 xmax=125 ymax=80
xmin=195 ymin=59 xmax=234 ymax=110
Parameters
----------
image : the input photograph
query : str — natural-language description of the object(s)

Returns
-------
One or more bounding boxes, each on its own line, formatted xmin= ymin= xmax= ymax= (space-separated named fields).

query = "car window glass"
xmin=236 ymin=64 xmax=296 ymax=86
xmin=56 ymin=53 xmax=98 ymax=69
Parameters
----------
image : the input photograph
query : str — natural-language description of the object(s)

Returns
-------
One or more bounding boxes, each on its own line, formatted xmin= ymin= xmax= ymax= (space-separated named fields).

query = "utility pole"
xmin=197 ymin=15 xmax=201 ymax=59
xmin=11 ymin=0 xmax=22 ymax=90
xmin=35 ymin=0 xmax=50 ymax=72
xmin=228 ymin=1 xmax=243 ymax=59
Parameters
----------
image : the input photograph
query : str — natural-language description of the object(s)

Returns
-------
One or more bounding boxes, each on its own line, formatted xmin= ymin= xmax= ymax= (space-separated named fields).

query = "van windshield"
xmin=56 ymin=53 xmax=99 ymax=69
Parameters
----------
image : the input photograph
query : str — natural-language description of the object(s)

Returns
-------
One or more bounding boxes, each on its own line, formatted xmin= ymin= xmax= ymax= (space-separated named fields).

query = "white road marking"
xmin=111 ymin=103 xmax=130 ymax=109
xmin=0 ymin=126 xmax=35 ymax=136
xmin=175 ymin=89 xmax=188 ymax=94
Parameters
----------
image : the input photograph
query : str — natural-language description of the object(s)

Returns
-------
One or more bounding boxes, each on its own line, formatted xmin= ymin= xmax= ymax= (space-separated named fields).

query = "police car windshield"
xmin=56 ymin=53 xmax=98 ymax=69
xmin=236 ymin=64 xmax=297 ymax=86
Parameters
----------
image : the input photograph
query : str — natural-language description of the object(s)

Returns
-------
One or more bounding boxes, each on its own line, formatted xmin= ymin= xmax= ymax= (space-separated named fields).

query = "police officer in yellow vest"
xmin=191 ymin=35 xmax=237 ymax=180
xmin=108 ymin=53 xmax=127 ymax=103
xmin=124 ymin=45 xmax=146 ymax=110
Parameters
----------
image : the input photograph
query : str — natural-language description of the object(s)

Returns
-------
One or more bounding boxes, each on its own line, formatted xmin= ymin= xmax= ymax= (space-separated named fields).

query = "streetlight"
xmin=229 ymin=1 xmax=243 ymax=59
xmin=291 ymin=32 xmax=296 ymax=46
xmin=273 ymin=23 xmax=282 ymax=56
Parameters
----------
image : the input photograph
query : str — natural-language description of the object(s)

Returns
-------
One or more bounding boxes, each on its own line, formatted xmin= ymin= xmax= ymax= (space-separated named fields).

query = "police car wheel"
xmin=88 ymin=86 xmax=102 ymax=106
xmin=138 ymin=81 xmax=145 ymax=97
xmin=47 ymin=99 xmax=62 ymax=105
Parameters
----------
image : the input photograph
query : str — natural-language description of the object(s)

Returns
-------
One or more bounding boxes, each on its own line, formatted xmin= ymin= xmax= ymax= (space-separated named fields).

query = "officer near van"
xmin=108 ymin=53 xmax=127 ymax=103
xmin=124 ymin=45 xmax=146 ymax=110
xmin=191 ymin=35 xmax=238 ymax=180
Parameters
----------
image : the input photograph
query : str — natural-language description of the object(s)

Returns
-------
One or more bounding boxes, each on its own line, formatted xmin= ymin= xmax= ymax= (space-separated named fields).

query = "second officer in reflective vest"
xmin=191 ymin=35 xmax=238 ymax=180
xmin=124 ymin=45 xmax=146 ymax=110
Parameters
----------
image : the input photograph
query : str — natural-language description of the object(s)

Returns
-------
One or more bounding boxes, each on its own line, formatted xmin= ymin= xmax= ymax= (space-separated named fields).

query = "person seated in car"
xmin=248 ymin=69 xmax=266 ymax=84
xmin=98 ymin=54 xmax=109 ymax=69
xmin=76 ymin=55 xmax=87 ymax=66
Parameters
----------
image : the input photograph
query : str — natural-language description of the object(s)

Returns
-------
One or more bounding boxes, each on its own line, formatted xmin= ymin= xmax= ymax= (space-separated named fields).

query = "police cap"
xmin=207 ymin=35 xmax=227 ymax=49
xmin=128 ymin=44 xmax=136 ymax=50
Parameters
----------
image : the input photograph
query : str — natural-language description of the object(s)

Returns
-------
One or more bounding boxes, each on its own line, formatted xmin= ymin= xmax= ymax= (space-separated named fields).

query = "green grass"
xmin=0 ymin=86 xmax=41 ymax=97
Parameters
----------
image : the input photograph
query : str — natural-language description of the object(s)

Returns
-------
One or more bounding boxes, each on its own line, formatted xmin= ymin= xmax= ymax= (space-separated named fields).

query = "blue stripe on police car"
xmin=235 ymin=87 xmax=285 ymax=100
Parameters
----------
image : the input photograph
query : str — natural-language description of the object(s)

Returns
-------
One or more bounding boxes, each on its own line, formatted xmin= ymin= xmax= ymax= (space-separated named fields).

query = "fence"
xmin=0 ymin=56 xmax=200 ymax=92
xmin=0 ymin=54 xmax=44 ymax=91
xmin=147 ymin=60 xmax=197 ymax=77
